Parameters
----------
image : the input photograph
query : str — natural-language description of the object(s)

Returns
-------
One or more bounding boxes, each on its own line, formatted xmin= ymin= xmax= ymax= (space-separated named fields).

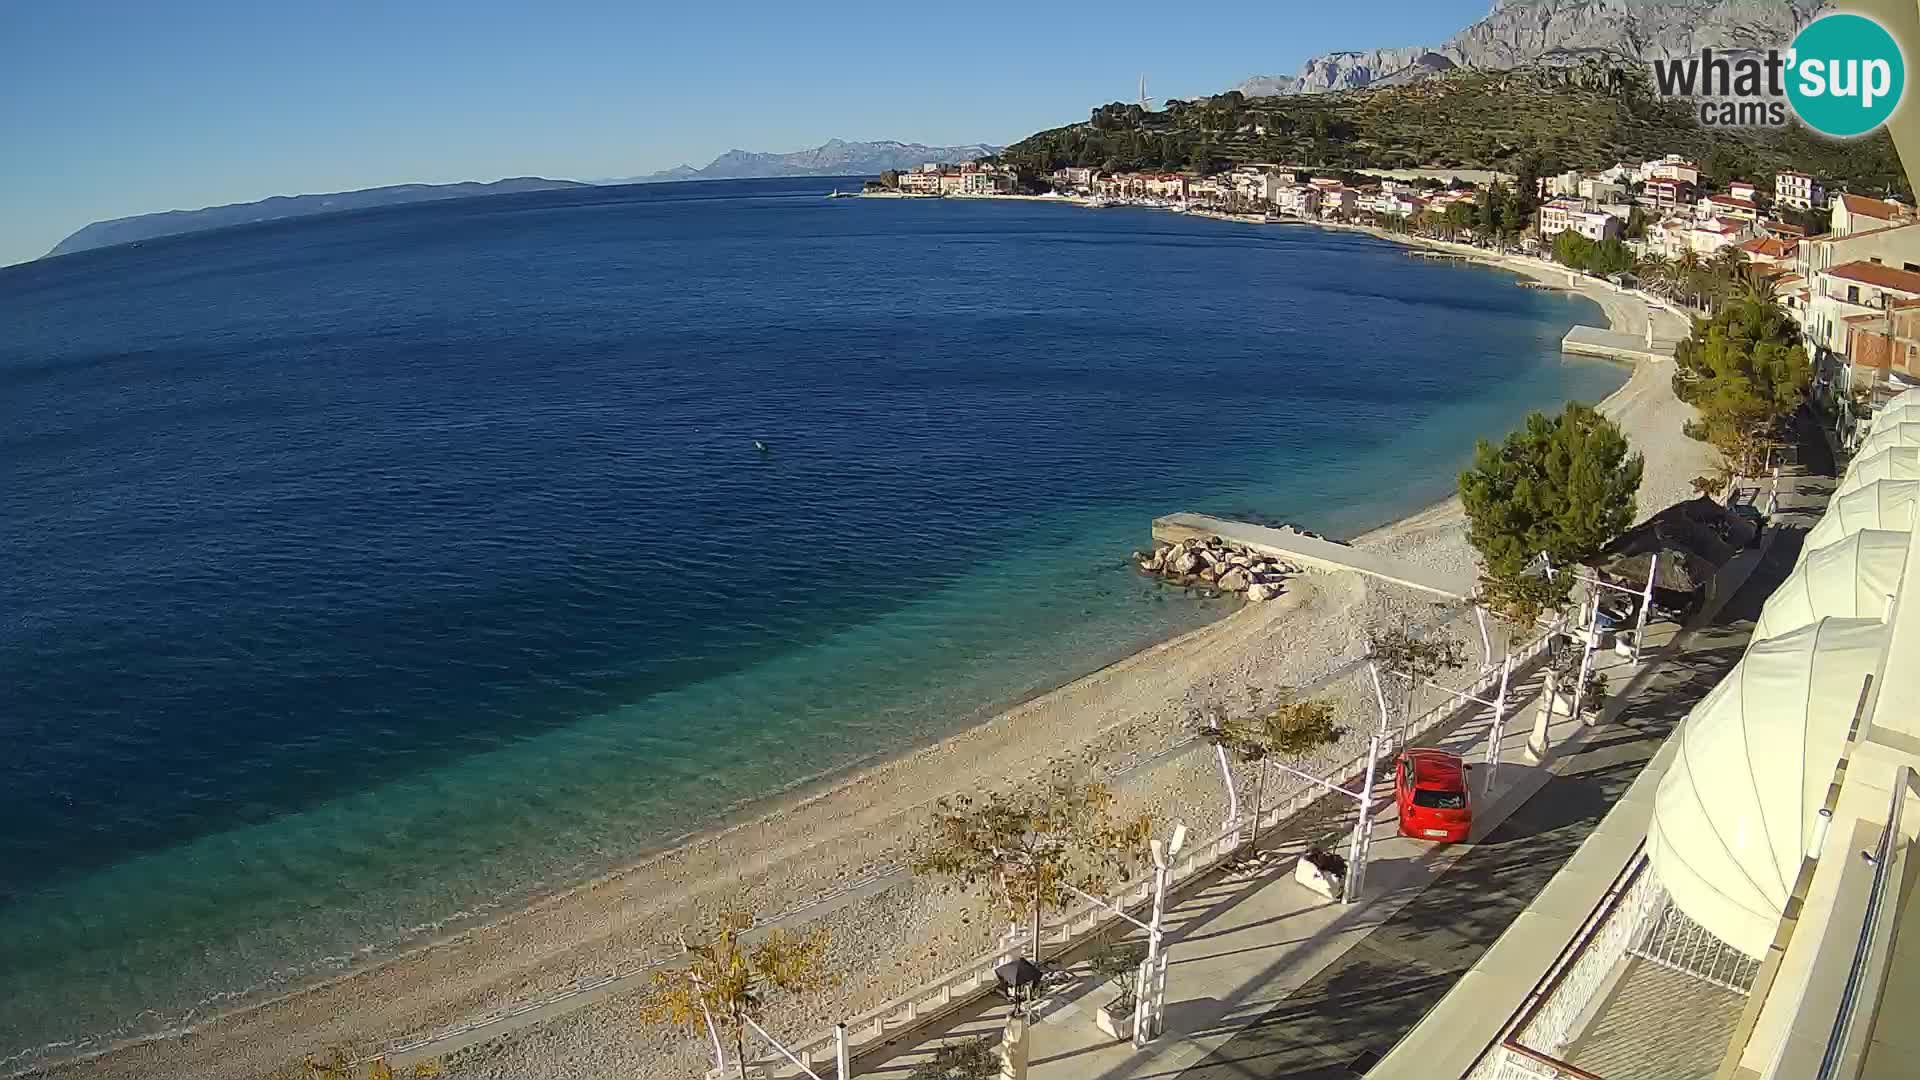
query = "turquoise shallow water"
xmin=0 ymin=178 xmax=1622 ymax=1061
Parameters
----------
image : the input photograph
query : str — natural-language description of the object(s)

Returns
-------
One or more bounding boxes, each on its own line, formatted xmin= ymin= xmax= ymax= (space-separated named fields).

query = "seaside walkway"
xmin=1152 ymin=513 xmax=1475 ymax=601
xmin=851 ymin=425 xmax=1829 ymax=1080
xmin=844 ymin=541 xmax=1782 ymax=1080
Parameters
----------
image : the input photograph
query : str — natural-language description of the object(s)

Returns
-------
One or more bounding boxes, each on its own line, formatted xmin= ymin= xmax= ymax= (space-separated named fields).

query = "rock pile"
xmin=1133 ymin=535 xmax=1300 ymax=602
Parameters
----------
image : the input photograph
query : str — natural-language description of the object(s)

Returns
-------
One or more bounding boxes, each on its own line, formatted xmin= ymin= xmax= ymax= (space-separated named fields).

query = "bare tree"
xmin=913 ymin=783 xmax=1151 ymax=964
xmin=639 ymin=911 xmax=830 ymax=1077
xmin=1368 ymin=626 xmax=1468 ymax=743
xmin=1199 ymin=688 xmax=1342 ymax=852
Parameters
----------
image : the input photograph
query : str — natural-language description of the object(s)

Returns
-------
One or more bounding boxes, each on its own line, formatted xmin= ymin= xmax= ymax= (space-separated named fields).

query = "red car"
xmin=1396 ymin=749 xmax=1472 ymax=842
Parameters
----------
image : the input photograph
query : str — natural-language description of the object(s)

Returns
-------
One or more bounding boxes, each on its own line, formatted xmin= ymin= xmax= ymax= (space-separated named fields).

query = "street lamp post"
xmin=1056 ymin=822 xmax=1188 ymax=1049
xmin=1266 ymin=741 xmax=1379 ymax=904
xmin=1135 ymin=823 xmax=1187 ymax=1046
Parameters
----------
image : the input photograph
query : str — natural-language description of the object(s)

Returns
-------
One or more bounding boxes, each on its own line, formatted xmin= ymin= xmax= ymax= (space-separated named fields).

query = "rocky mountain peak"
xmin=1234 ymin=0 xmax=1824 ymax=97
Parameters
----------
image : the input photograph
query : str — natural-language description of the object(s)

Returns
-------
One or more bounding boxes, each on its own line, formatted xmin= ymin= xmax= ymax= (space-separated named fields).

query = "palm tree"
xmin=1635 ymin=254 xmax=1677 ymax=300
xmin=1674 ymin=250 xmax=1706 ymax=311
xmin=1733 ymin=267 xmax=1782 ymax=308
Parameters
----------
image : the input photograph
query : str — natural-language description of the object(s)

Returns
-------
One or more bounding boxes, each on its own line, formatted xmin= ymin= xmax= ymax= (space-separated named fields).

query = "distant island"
xmin=612 ymin=139 xmax=1004 ymax=184
xmin=46 ymin=177 xmax=590 ymax=259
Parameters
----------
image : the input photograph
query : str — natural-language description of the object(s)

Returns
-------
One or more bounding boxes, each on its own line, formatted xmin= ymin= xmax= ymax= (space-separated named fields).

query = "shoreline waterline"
xmin=14 ymin=216 xmax=1670 ymax=1080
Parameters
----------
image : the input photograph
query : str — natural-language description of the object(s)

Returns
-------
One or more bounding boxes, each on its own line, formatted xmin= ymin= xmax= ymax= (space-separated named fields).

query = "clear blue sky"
xmin=0 ymin=0 xmax=1489 ymax=266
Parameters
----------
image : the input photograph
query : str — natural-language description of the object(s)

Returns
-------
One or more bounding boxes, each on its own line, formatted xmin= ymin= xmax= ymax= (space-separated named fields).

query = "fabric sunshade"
xmin=1751 ymin=530 xmax=1907 ymax=644
xmin=1870 ymin=402 xmax=1920 ymax=433
xmin=1801 ymin=480 xmax=1919 ymax=561
xmin=1854 ymin=422 xmax=1920 ymax=462
xmin=1835 ymin=446 xmax=1920 ymax=498
xmin=1648 ymin=618 xmax=1888 ymax=958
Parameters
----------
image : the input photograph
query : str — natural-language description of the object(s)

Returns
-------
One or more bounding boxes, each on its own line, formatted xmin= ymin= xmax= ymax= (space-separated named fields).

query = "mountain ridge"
xmin=612 ymin=138 xmax=1004 ymax=183
xmin=1234 ymin=0 xmax=1823 ymax=97
xmin=47 ymin=177 xmax=589 ymax=259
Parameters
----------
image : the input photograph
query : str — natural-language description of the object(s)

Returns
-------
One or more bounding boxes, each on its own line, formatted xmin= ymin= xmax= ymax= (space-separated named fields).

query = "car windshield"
xmin=1413 ymin=788 xmax=1465 ymax=809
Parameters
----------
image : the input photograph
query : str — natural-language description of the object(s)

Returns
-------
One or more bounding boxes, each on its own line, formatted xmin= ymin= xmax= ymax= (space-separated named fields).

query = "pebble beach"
xmin=32 ymin=249 xmax=1714 ymax=1080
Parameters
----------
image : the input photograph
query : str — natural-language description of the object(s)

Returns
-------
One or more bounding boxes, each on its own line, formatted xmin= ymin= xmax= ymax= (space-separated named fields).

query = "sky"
xmin=0 ymin=0 xmax=1491 ymax=267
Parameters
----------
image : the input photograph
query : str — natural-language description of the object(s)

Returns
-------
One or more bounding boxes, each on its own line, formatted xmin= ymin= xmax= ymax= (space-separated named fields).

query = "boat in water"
xmin=826 ymin=189 xmax=856 ymax=199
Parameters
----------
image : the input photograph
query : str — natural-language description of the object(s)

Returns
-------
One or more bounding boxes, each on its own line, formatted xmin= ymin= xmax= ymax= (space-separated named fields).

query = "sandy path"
xmin=32 ymin=242 xmax=1715 ymax=1080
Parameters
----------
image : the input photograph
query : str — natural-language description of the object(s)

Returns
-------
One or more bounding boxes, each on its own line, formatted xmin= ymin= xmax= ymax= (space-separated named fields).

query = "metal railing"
xmin=761 ymin=631 xmax=1554 ymax=1077
xmin=377 ymin=620 xmax=1553 ymax=1071
xmin=1465 ymin=853 xmax=1659 ymax=1080
xmin=1816 ymin=765 xmax=1915 ymax=1080
xmin=1628 ymin=889 xmax=1761 ymax=993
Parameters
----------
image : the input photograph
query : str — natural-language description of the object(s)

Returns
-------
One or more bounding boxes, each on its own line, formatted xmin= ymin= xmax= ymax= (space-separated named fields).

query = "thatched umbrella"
xmin=1593 ymin=497 xmax=1745 ymax=595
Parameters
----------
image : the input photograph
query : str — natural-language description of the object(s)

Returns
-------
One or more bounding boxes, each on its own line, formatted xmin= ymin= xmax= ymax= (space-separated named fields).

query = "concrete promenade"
xmin=1151 ymin=513 xmax=1476 ymax=601
xmin=844 ymin=621 xmax=1675 ymax=1080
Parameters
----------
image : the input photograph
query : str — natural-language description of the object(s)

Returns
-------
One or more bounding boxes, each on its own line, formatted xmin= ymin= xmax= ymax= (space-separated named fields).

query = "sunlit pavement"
xmin=850 ymin=425 xmax=1833 ymax=1080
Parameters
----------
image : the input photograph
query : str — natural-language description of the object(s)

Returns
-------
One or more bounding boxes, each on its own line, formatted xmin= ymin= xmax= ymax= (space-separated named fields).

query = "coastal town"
xmin=872 ymin=154 xmax=1920 ymax=444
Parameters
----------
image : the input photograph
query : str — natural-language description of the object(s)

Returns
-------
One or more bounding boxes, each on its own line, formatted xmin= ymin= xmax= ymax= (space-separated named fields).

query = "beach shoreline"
xmin=26 ymin=223 xmax=1709 ymax=1080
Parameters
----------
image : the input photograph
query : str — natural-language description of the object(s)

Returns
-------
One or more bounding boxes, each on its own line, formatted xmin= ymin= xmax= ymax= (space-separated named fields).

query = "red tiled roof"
xmin=1739 ymin=236 xmax=1795 ymax=258
xmin=1709 ymin=194 xmax=1759 ymax=210
xmin=1826 ymin=260 xmax=1920 ymax=294
xmin=1839 ymin=193 xmax=1910 ymax=221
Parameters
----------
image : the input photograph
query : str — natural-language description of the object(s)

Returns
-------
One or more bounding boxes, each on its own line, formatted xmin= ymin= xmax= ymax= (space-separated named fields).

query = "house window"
xmin=1850 ymin=285 xmax=1862 ymax=304
xmin=1872 ymin=257 xmax=1885 ymax=264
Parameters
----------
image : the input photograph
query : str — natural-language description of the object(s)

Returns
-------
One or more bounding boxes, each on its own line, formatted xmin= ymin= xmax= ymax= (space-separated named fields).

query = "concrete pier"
xmin=1562 ymin=325 xmax=1667 ymax=364
xmin=1151 ymin=512 xmax=1475 ymax=600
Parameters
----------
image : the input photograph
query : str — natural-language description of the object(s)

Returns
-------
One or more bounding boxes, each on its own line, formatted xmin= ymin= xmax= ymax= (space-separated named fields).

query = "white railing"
xmin=1629 ymin=890 xmax=1760 ymax=993
xmin=1467 ymin=854 xmax=1658 ymax=1080
xmin=380 ymin=617 xmax=1554 ymax=1071
xmin=763 ymin=629 xmax=1556 ymax=1077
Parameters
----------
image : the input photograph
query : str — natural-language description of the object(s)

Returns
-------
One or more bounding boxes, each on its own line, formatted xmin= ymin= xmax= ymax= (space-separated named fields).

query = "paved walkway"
xmin=854 ymin=423 xmax=1833 ymax=1080
xmin=1176 ymin=541 xmax=1792 ymax=1079
xmin=845 ymin=628 xmax=1662 ymax=1080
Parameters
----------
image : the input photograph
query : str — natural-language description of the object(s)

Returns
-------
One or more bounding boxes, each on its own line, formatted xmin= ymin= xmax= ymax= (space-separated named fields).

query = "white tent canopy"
xmin=1835 ymin=446 xmax=1920 ymax=497
xmin=1800 ymin=479 xmax=1920 ymax=561
xmin=1854 ymin=422 xmax=1920 ymax=461
xmin=1870 ymin=402 xmax=1920 ymax=433
xmin=1752 ymin=530 xmax=1908 ymax=644
xmin=1648 ymin=618 xmax=1889 ymax=959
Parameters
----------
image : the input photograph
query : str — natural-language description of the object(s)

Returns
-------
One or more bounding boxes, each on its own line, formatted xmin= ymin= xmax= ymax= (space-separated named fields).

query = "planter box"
xmin=1094 ymin=996 xmax=1135 ymax=1041
xmin=1293 ymin=855 xmax=1342 ymax=900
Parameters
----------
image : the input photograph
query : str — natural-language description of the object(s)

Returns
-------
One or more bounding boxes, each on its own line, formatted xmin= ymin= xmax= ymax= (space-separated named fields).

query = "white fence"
xmin=1467 ymin=851 xmax=1758 ymax=1080
xmin=375 ymin=618 xmax=1551 ymax=1071
xmin=763 ymin=632 xmax=1555 ymax=1077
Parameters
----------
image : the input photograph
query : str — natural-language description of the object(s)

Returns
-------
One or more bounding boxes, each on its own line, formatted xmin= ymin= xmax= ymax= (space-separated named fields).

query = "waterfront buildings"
xmin=1538 ymin=197 xmax=1622 ymax=242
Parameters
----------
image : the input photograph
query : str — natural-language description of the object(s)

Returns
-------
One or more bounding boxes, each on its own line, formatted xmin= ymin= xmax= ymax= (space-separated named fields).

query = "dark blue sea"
xmin=0 ymin=177 xmax=1623 ymax=1061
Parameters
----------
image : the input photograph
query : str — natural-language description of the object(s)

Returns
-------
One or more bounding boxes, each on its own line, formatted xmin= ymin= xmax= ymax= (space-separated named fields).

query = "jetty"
xmin=1561 ymin=324 xmax=1667 ymax=364
xmin=1407 ymin=250 xmax=1474 ymax=262
xmin=1151 ymin=512 xmax=1474 ymax=600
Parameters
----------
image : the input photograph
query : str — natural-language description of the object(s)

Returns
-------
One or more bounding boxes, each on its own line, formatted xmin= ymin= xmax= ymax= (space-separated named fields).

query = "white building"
xmin=1776 ymin=170 xmax=1827 ymax=210
xmin=1539 ymin=197 xmax=1622 ymax=243
xmin=1578 ymin=177 xmax=1626 ymax=203
xmin=1834 ymin=193 xmax=1915 ymax=237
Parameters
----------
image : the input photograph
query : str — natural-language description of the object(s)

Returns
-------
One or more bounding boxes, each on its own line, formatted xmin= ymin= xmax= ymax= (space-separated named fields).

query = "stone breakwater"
xmin=1133 ymin=534 xmax=1301 ymax=601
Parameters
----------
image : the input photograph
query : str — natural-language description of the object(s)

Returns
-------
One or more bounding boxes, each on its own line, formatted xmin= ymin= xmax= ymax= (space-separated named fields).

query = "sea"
xmin=0 ymin=176 xmax=1625 ymax=1064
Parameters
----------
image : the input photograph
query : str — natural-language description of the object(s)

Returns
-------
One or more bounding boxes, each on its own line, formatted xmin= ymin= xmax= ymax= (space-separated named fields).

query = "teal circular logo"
xmin=1787 ymin=13 xmax=1905 ymax=138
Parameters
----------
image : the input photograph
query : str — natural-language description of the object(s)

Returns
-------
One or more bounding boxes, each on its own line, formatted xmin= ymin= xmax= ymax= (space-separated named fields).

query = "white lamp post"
xmin=1266 ymin=742 xmax=1380 ymax=904
xmin=1136 ymin=822 xmax=1187 ymax=1046
xmin=1056 ymin=821 xmax=1188 ymax=1049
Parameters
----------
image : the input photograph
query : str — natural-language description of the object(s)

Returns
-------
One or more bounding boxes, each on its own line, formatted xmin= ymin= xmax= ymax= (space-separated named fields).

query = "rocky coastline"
xmin=1133 ymin=534 xmax=1301 ymax=601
